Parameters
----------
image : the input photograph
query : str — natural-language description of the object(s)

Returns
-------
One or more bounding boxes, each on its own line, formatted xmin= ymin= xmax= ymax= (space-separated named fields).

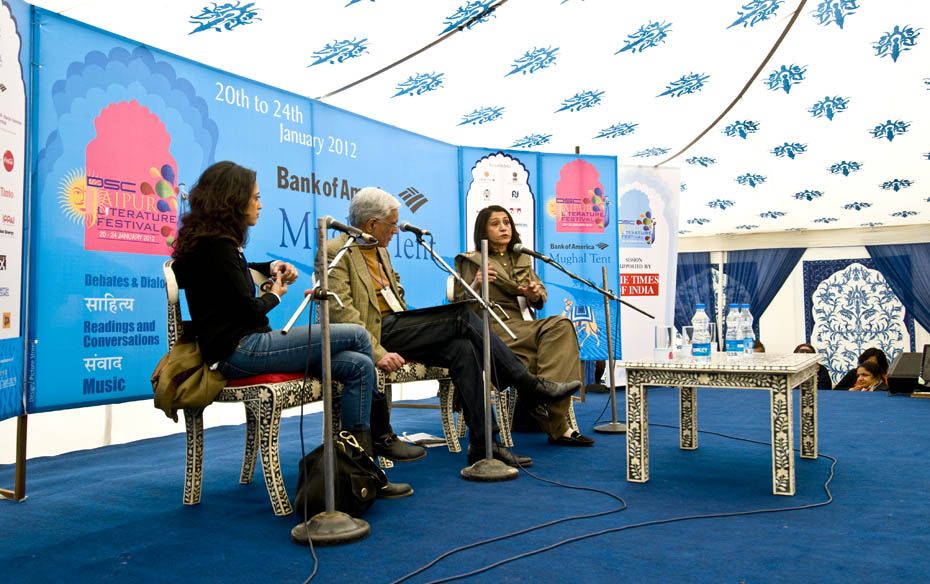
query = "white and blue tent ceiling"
xmin=31 ymin=0 xmax=929 ymax=237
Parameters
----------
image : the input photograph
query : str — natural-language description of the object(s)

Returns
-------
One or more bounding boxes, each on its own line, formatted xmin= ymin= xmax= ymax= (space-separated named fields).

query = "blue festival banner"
xmin=24 ymin=10 xmax=619 ymax=414
xmin=460 ymin=149 xmax=620 ymax=361
xmin=26 ymin=11 xmax=461 ymax=412
xmin=536 ymin=154 xmax=620 ymax=361
xmin=460 ymin=147 xmax=541 ymax=253
xmin=27 ymin=10 xmax=319 ymax=412
xmin=0 ymin=0 xmax=30 ymax=422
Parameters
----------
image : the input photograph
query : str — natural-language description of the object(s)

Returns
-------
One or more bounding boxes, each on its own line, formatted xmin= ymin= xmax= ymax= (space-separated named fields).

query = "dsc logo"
xmin=2 ymin=151 xmax=12 ymax=172
xmin=87 ymin=175 xmax=136 ymax=192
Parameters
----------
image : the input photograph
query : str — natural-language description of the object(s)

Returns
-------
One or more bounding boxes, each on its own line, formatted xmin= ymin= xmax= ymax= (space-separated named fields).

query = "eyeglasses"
xmin=374 ymin=217 xmax=399 ymax=230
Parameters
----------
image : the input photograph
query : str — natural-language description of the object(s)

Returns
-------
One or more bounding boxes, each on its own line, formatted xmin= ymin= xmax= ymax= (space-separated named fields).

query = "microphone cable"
xmin=297 ymin=293 xmax=321 ymax=582
xmin=395 ymin=417 xmax=836 ymax=583
xmin=422 ymin=233 xmax=453 ymax=279
xmin=389 ymin=346 xmax=630 ymax=584
xmin=390 ymin=462 xmax=629 ymax=584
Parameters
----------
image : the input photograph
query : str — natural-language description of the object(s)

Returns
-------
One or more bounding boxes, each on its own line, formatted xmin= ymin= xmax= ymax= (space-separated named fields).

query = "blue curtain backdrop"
xmin=866 ymin=243 xmax=930 ymax=334
xmin=724 ymin=248 xmax=805 ymax=334
xmin=675 ymin=252 xmax=716 ymax=331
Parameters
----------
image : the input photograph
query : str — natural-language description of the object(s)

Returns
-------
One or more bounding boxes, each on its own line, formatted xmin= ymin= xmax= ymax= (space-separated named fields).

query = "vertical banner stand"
xmin=594 ymin=266 xmax=626 ymax=434
xmin=0 ymin=415 xmax=27 ymax=501
xmin=290 ymin=219 xmax=369 ymax=545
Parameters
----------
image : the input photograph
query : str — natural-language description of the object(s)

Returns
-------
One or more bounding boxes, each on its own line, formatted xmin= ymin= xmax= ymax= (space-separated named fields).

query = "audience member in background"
xmin=455 ymin=205 xmax=594 ymax=447
xmin=753 ymin=340 xmax=765 ymax=353
xmin=793 ymin=343 xmax=833 ymax=390
xmin=852 ymin=359 xmax=889 ymax=391
xmin=171 ymin=161 xmax=414 ymax=499
xmin=326 ymin=189 xmax=581 ymax=468
xmin=833 ymin=347 xmax=889 ymax=390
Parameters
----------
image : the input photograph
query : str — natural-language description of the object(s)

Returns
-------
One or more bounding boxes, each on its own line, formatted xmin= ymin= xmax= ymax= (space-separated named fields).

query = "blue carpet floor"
xmin=2 ymin=388 xmax=929 ymax=583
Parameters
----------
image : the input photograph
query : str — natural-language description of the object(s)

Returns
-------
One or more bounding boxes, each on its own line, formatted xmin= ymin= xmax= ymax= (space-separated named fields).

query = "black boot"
xmin=374 ymin=433 xmax=427 ymax=462
xmin=347 ymin=426 xmax=413 ymax=499
xmin=370 ymin=391 xmax=427 ymax=462
xmin=517 ymin=374 xmax=582 ymax=405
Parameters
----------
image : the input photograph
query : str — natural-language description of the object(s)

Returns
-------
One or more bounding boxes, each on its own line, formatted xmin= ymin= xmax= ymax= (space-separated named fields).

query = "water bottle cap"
xmin=741 ymin=303 xmax=750 ymax=309
xmin=695 ymin=303 xmax=705 ymax=309
xmin=729 ymin=303 xmax=738 ymax=308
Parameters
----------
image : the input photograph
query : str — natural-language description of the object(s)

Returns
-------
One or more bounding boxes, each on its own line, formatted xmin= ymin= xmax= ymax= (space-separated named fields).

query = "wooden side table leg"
xmin=800 ymin=375 xmax=818 ymax=459
xmin=770 ymin=377 xmax=795 ymax=496
xmin=679 ymin=386 xmax=698 ymax=450
xmin=626 ymin=377 xmax=649 ymax=483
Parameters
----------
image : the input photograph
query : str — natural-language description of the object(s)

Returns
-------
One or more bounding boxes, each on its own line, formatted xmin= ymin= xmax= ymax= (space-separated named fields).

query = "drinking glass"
xmin=653 ymin=325 xmax=675 ymax=362
xmin=707 ymin=321 xmax=718 ymax=353
xmin=680 ymin=326 xmax=694 ymax=357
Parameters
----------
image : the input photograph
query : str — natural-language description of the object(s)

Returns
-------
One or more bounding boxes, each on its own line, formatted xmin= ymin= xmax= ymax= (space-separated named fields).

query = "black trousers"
xmin=379 ymin=303 xmax=531 ymax=445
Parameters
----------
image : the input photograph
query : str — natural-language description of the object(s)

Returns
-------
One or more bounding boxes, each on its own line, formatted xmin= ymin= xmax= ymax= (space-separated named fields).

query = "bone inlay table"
xmin=619 ymin=353 xmax=821 ymax=496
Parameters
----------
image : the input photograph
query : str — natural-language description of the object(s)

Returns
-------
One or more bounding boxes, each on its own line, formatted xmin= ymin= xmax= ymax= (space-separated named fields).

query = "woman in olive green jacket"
xmin=455 ymin=206 xmax=594 ymax=447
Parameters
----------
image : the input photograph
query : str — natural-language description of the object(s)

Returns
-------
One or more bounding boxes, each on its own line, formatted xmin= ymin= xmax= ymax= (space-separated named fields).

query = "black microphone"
xmin=398 ymin=221 xmax=430 ymax=238
xmin=512 ymin=243 xmax=554 ymax=264
xmin=324 ymin=216 xmax=376 ymax=243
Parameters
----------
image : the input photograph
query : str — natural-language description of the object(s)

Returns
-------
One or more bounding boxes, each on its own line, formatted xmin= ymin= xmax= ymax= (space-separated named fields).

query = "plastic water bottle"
xmin=724 ymin=303 xmax=743 ymax=357
xmin=740 ymin=303 xmax=756 ymax=355
xmin=691 ymin=303 xmax=711 ymax=360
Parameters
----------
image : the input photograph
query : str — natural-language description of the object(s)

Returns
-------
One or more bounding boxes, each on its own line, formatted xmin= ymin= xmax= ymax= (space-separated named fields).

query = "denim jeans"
xmin=218 ymin=323 xmax=374 ymax=429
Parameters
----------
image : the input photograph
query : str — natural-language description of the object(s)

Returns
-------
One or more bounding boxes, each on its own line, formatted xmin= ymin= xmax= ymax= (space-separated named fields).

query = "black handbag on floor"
xmin=294 ymin=431 xmax=387 ymax=518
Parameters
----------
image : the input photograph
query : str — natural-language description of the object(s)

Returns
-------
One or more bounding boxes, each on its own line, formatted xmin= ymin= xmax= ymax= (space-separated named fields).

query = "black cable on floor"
xmin=404 ymin=420 xmax=836 ymax=583
xmin=390 ymin=464 xmax=628 ymax=584
xmin=389 ymin=339 xmax=631 ymax=583
xmin=298 ymin=312 xmax=320 ymax=582
xmin=591 ymin=389 xmax=615 ymax=426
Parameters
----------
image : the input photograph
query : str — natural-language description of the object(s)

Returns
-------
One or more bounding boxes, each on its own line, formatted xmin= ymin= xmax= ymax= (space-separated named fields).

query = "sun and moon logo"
xmin=57 ymin=168 xmax=96 ymax=226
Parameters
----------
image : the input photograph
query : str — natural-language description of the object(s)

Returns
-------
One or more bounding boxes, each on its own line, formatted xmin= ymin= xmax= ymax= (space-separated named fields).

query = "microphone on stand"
xmin=323 ymin=216 xmax=377 ymax=244
xmin=512 ymin=243 xmax=554 ymax=265
xmin=398 ymin=221 xmax=430 ymax=238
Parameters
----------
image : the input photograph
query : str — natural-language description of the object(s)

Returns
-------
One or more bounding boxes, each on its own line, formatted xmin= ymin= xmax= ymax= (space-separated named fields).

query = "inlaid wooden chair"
xmin=377 ymin=356 xmax=516 ymax=459
xmin=163 ymin=259 xmax=326 ymax=516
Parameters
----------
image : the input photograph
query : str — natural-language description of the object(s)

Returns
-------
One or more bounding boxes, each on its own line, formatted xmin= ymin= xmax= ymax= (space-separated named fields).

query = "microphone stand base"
xmin=594 ymin=422 xmax=627 ymax=434
xmin=291 ymin=511 xmax=370 ymax=546
xmin=460 ymin=458 xmax=519 ymax=482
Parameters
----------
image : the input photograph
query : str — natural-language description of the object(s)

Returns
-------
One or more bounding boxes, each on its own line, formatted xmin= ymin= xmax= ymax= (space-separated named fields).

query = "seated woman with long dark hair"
xmin=454 ymin=205 xmax=595 ymax=447
xmin=171 ymin=161 xmax=415 ymax=498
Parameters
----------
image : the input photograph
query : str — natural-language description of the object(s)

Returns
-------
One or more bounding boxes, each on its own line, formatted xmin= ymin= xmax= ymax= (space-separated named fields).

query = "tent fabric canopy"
xmin=30 ymin=0 xmax=929 ymax=236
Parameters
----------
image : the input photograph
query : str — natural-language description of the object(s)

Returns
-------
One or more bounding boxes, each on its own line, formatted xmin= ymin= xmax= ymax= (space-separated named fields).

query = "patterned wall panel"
xmin=803 ymin=259 xmax=914 ymax=384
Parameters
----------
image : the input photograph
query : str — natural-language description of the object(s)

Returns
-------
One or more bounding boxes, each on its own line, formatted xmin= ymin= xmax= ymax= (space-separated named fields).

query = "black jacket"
xmin=173 ymin=237 xmax=278 ymax=365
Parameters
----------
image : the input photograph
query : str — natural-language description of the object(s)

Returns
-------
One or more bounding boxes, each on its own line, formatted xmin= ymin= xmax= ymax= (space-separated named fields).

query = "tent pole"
xmin=717 ymin=252 xmax=726 ymax=348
